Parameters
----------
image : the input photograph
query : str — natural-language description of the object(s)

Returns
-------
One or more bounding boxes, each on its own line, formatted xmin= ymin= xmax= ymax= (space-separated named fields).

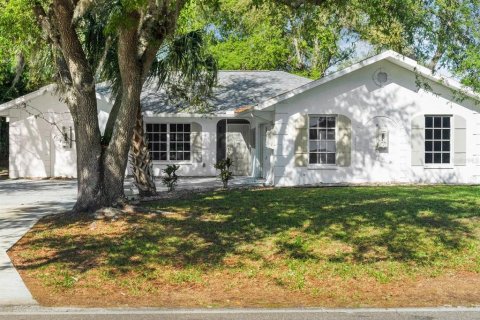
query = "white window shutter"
xmin=336 ymin=115 xmax=351 ymax=167
xmin=191 ymin=122 xmax=202 ymax=162
xmin=454 ymin=115 xmax=467 ymax=166
xmin=411 ymin=115 xmax=425 ymax=166
xmin=294 ymin=114 xmax=308 ymax=167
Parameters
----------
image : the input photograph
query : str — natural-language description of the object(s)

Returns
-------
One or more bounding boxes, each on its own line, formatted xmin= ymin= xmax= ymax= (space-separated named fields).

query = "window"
xmin=169 ymin=124 xmax=191 ymax=161
xmin=146 ymin=123 xmax=191 ymax=161
xmin=309 ymin=115 xmax=336 ymax=165
xmin=425 ymin=115 xmax=451 ymax=164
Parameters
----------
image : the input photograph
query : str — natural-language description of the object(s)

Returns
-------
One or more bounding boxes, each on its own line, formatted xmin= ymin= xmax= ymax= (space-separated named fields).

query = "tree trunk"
xmin=130 ymin=105 xmax=157 ymax=196
xmin=101 ymin=14 xmax=144 ymax=205
xmin=49 ymin=0 xmax=108 ymax=212
xmin=70 ymin=88 xmax=107 ymax=212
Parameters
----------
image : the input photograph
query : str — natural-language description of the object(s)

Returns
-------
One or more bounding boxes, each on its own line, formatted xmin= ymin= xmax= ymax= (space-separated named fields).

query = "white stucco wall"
xmin=269 ymin=60 xmax=480 ymax=186
xmin=5 ymin=92 xmax=112 ymax=179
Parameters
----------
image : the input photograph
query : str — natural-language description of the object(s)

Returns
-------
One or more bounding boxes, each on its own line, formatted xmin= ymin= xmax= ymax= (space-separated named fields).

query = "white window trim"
xmin=423 ymin=114 xmax=454 ymax=169
xmin=307 ymin=114 xmax=338 ymax=168
xmin=145 ymin=122 xmax=193 ymax=164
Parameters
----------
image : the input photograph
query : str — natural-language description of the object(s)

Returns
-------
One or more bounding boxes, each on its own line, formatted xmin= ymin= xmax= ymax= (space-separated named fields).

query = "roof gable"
xmin=254 ymin=50 xmax=480 ymax=111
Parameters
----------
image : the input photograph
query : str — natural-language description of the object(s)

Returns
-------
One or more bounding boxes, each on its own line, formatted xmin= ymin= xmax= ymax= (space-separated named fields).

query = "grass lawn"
xmin=9 ymin=186 xmax=480 ymax=307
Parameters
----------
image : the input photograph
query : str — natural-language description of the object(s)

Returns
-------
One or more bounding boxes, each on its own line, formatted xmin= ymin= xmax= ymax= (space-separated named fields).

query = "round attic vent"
xmin=373 ymin=69 xmax=388 ymax=86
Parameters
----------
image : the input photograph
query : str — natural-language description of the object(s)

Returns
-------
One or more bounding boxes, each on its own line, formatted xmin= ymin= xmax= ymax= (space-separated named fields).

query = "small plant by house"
xmin=162 ymin=164 xmax=180 ymax=192
xmin=214 ymin=158 xmax=233 ymax=189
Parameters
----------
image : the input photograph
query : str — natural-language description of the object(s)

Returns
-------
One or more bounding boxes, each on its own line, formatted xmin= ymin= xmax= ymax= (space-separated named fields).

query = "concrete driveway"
xmin=0 ymin=179 xmax=77 ymax=306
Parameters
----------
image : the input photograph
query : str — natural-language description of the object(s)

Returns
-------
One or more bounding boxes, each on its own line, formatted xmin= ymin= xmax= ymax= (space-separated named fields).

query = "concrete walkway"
xmin=0 ymin=176 xmax=263 ymax=306
xmin=0 ymin=180 xmax=77 ymax=305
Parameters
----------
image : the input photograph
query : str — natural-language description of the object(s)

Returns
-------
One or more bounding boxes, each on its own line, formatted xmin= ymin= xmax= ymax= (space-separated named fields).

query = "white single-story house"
xmin=1 ymin=50 xmax=480 ymax=186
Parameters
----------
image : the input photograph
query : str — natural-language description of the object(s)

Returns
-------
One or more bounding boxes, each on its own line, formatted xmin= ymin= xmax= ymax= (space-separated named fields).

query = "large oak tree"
xmin=1 ymin=0 xmax=479 ymax=213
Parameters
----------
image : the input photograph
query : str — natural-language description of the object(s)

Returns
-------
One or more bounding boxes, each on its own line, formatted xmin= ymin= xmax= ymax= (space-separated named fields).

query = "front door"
xmin=227 ymin=123 xmax=251 ymax=176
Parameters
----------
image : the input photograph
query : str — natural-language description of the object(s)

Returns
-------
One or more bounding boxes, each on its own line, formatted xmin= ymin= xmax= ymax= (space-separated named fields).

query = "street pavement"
xmin=0 ymin=307 xmax=480 ymax=320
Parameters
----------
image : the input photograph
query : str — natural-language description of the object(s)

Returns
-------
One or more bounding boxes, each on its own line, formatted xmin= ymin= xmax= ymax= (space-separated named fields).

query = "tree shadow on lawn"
xmin=15 ymin=186 xmax=480 ymax=276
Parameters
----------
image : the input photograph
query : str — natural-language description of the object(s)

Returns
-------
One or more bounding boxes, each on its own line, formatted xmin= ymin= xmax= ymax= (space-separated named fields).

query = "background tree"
xmin=181 ymin=0 xmax=357 ymax=78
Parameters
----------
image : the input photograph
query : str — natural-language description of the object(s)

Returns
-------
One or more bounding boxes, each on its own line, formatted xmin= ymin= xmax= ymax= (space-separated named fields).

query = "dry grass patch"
xmin=9 ymin=186 xmax=480 ymax=307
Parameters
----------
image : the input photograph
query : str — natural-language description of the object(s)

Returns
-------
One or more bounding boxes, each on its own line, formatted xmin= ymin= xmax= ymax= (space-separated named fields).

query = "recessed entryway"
xmin=216 ymin=119 xmax=252 ymax=176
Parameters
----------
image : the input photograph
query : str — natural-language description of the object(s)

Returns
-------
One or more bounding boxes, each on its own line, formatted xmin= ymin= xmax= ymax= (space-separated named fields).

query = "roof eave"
xmin=0 ymin=84 xmax=57 ymax=113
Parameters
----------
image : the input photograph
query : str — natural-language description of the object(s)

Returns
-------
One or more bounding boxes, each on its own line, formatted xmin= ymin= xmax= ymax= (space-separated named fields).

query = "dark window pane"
xmin=184 ymin=152 xmax=191 ymax=161
xmin=434 ymin=141 xmax=441 ymax=151
xmin=309 ymin=141 xmax=318 ymax=152
xmin=152 ymin=143 xmax=158 ymax=151
xmin=319 ymin=153 xmax=327 ymax=164
xmin=326 ymin=153 xmax=336 ymax=164
xmin=327 ymin=117 xmax=336 ymax=128
xmin=425 ymin=117 xmax=433 ymax=128
xmin=177 ymin=152 xmax=184 ymax=161
xmin=170 ymin=152 xmax=177 ymax=160
xmin=309 ymin=153 xmax=317 ymax=164
xmin=160 ymin=133 xmax=167 ymax=142
xmin=309 ymin=129 xmax=317 ymax=140
xmin=146 ymin=123 xmax=153 ymax=132
xmin=442 ymin=153 xmax=450 ymax=163
xmin=184 ymin=133 xmax=190 ymax=141
xmin=152 ymin=152 xmax=160 ymax=161
xmin=171 ymin=134 xmax=176 ymax=141
xmin=318 ymin=117 xmax=326 ymax=128
xmin=434 ymin=153 xmax=442 ymax=163
xmin=160 ymin=124 xmax=167 ymax=132
xmin=426 ymin=129 xmax=433 ymax=139
xmin=327 ymin=129 xmax=335 ymax=140
xmin=442 ymin=129 xmax=450 ymax=140
xmin=177 ymin=133 xmax=183 ymax=141
xmin=170 ymin=143 xmax=176 ymax=151
xmin=160 ymin=152 xmax=167 ymax=161
xmin=184 ymin=143 xmax=190 ymax=151
xmin=160 ymin=143 xmax=167 ymax=151
xmin=310 ymin=117 xmax=318 ymax=128
xmin=177 ymin=124 xmax=184 ymax=132
xmin=434 ymin=117 xmax=441 ymax=127
xmin=425 ymin=153 xmax=433 ymax=163
xmin=148 ymin=142 xmax=153 ymax=151
xmin=170 ymin=124 xmax=177 ymax=132
xmin=153 ymin=133 xmax=160 ymax=141
xmin=442 ymin=141 xmax=450 ymax=151
xmin=442 ymin=117 xmax=450 ymax=128
xmin=178 ymin=143 xmax=184 ymax=151
xmin=185 ymin=124 xmax=191 ymax=132
xmin=147 ymin=134 xmax=153 ymax=142
xmin=153 ymin=124 xmax=160 ymax=132
xmin=434 ymin=129 xmax=442 ymax=139
xmin=425 ymin=141 xmax=433 ymax=151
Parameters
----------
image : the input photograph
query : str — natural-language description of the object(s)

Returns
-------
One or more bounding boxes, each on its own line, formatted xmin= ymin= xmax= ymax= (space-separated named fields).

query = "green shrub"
xmin=214 ymin=158 xmax=233 ymax=189
xmin=162 ymin=164 xmax=180 ymax=192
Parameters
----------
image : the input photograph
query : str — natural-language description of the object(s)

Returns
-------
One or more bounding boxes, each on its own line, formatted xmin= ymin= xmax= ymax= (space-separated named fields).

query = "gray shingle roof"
xmin=96 ymin=71 xmax=312 ymax=114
